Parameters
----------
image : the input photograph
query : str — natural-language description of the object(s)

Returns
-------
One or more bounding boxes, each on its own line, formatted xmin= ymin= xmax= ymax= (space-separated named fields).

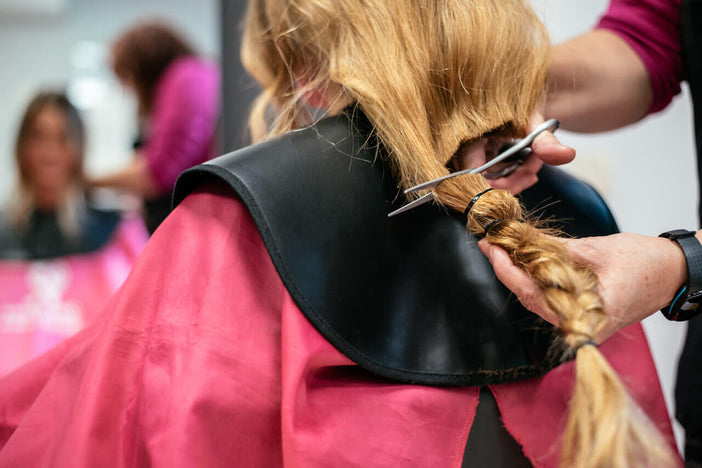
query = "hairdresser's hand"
xmin=487 ymin=111 xmax=576 ymax=194
xmin=88 ymin=155 xmax=160 ymax=198
xmin=478 ymin=233 xmax=689 ymax=343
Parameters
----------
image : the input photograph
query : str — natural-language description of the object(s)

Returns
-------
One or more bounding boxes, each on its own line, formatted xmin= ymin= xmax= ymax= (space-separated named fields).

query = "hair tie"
xmin=480 ymin=218 xmax=524 ymax=238
xmin=464 ymin=188 xmax=494 ymax=216
xmin=482 ymin=219 xmax=507 ymax=237
xmin=573 ymin=340 xmax=597 ymax=352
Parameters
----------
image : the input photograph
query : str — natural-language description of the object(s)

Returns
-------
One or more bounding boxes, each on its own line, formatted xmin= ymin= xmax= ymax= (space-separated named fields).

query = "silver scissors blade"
xmin=483 ymin=147 xmax=531 ymax=179
xmin=404 ymin=119 xmax=559 ymax=194
xmin=387 ymin=192 xmax=435 ymax=217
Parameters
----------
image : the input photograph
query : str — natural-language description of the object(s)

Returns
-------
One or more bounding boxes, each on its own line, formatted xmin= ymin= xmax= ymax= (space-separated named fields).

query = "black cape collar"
xmin=174 ymin=112 xmax=618 ymax=386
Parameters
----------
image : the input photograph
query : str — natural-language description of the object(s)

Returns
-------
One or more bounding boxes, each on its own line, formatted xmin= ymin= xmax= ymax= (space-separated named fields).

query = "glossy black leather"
xmin=174 ymin=112 xmax=618 ymax=386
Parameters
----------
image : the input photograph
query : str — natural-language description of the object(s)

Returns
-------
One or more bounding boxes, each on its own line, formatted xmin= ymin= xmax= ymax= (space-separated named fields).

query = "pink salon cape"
xmin=0 ymin=183 xmax=679 ymax=467
xmin=0 ymin=215 xmax=147 ymax=378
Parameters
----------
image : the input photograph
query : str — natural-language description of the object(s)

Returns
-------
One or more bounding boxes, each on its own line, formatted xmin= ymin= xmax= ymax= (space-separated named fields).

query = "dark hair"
xmin=111 ymin=20 xmax=195 ymax=117
xmin=15 ymin=91 xmax=85 ymax=187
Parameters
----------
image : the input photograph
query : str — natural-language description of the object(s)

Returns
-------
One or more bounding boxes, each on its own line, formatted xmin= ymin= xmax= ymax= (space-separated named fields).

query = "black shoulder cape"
xmin=174 ymin=112 xmax=618 ymax=386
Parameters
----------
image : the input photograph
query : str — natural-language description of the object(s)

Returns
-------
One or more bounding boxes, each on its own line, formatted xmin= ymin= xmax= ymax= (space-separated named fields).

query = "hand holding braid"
xmin=434 ymin=175 xmax=675 ymax=468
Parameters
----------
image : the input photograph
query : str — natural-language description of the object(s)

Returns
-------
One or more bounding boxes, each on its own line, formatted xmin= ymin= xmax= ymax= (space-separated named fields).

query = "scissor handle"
xmin=405 ymin=119 xmax=560 ymax=194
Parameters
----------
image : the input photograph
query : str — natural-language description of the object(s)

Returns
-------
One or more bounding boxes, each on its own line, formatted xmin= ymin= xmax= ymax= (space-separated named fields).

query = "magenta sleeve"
xmin=596 ymin=0 xmax=683 ymax=114
xmin=143 ymin=58 xmax=220 ymax=194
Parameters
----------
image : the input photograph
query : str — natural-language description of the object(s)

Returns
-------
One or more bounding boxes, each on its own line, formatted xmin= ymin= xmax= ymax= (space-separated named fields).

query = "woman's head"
xmin=242 ymin=0 xmax=549 ymax=189
xmin=10 ymin=91 xmax=86 ymax=237
xmin=111 ymin=20 xmax=195 ymax=117
xmin=15 ymin=91 xmax=85 ymax=207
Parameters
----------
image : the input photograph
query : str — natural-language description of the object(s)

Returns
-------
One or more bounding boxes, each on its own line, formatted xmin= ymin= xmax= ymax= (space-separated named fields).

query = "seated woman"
xmin=0 ymin=91 xmax=147 ymax=377
xmin=0 ymin=2 xmax=679 ymax=466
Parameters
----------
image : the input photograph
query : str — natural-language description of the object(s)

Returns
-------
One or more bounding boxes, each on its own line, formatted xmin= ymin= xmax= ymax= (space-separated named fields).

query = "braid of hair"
xmin=434 ymin=176 xmax=675 ymax=467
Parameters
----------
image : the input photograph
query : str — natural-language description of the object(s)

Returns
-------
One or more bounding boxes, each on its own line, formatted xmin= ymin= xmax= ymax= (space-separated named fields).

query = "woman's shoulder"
xmin=152 ymin=56 xmax=219 ymax=109
xmin=160 ymin=56 xmax=219 ymax=89
xmin=77 ymin=206 xmax=123 ymax=253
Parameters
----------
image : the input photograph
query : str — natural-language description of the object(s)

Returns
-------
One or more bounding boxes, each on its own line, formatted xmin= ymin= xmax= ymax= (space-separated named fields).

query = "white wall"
xmin=0 ymin=0 xmax=218 ymax=204
xmin=533 ymin=0 xmax=694 ymax=451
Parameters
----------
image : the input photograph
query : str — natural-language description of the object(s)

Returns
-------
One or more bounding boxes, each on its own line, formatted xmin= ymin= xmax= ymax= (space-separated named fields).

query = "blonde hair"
xmin=242 ymin=0 xmax=675 ymax=466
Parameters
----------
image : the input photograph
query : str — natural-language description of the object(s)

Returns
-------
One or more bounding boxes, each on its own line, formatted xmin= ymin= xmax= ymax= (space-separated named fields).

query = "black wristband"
xmin=659 ymin=229 xmax=702 ymax=321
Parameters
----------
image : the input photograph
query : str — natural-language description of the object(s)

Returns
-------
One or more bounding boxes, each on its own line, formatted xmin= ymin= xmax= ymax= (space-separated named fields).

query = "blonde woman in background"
xmin=0 ymin=91 xmax=120 ymax=258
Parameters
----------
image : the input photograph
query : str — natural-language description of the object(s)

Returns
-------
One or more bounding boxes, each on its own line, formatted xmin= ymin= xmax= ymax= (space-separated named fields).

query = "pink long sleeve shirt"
xmin=597 ymin=0 xmax=683 ymax=113
xmin=143 ymin=57 xmax=220 ymax=194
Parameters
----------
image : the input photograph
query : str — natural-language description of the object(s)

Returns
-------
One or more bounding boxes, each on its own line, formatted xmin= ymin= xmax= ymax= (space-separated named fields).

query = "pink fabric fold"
xmin=280 ymin=291 xmax=480 ymax=467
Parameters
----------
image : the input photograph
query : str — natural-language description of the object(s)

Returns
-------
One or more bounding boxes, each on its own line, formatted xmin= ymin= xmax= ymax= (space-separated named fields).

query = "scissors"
xmin=387 ymin=119 xmax=560 ymax=217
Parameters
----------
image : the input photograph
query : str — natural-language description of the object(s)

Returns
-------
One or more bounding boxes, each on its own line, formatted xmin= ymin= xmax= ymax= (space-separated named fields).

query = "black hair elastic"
xmin=482 ymin=219 xmax=508 ymax=237
xmin=464 ymin=188 xmax=494 ymax=217
xmin=481 ymin=218 xmax=525 ymax=238
xmin=573 ymin=340 xmax=597 ymax=352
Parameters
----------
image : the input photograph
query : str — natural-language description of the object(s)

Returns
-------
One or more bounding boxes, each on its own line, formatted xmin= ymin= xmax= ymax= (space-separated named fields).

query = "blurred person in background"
xmin=89 ymin=20 xmax=220 ymax=233
xmin=0 ymin=91 xmax=147 ymax=377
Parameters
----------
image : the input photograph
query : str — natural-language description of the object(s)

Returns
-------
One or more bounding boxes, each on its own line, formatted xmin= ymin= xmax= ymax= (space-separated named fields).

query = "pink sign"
xmin=0 ymin=216 xmax=147 ymax=377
